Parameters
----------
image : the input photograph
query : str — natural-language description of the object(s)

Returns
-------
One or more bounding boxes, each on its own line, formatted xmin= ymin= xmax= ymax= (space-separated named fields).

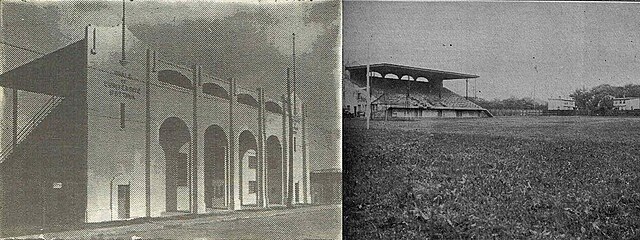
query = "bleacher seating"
xmin=369 ymin=78 xmax=483 ymax=110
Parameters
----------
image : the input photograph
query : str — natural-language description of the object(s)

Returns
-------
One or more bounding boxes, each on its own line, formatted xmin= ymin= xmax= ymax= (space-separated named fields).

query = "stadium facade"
xmin=0 ymin=25 xmax=311 ymax=232
xmin=344 ymin=63 xmax=492 ymax=119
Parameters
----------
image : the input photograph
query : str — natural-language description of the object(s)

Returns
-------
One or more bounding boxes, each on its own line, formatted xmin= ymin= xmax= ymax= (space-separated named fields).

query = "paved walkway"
xmin=13 ymin=204 xmax=342 ymax=239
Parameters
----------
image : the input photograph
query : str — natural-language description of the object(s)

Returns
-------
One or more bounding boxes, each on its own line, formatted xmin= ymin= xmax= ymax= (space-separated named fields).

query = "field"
xmin=343 ymin=116 xmax=640 ymax=239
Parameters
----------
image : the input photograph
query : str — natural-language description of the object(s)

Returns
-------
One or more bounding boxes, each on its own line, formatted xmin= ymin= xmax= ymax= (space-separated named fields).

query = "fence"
xmin=487 ymin=109 xmax=544 ymax=116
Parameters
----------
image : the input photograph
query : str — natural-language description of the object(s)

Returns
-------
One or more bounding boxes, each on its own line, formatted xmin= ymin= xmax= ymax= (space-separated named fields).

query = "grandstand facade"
xmin=0 ymin=25 xmax=311 ymax=233
xmin=344 ymin=63 xmax=492 ymax=119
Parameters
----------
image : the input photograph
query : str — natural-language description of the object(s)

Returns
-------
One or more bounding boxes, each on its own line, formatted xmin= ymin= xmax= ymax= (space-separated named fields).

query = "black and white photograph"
xmin=0 ymin=0 xmax=341 ymax=239
xmin=343 ymin=1 xmax=640 ymax=239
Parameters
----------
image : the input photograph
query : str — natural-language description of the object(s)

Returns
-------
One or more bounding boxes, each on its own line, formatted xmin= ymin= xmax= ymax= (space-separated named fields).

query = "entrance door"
xmin=118 ymin=185 xmax=130 ymax=219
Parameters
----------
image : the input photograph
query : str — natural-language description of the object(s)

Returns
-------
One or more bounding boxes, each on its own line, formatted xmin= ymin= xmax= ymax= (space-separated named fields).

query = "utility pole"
xmin=366 ymin=64 xmax=371 ymax=130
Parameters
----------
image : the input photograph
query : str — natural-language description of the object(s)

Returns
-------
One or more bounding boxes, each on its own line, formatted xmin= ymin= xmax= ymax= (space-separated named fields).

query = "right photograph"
xmin=343 ymin=1 xmax=640 ymax=239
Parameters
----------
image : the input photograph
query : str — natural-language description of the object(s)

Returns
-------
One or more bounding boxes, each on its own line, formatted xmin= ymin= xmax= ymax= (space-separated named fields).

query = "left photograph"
xmin=0 ymin=0 xmax=342 ymax=239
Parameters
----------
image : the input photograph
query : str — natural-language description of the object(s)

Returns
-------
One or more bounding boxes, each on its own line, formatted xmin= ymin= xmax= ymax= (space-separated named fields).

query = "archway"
xmin=266 ymin=136 xmax=283 ymax=205
xmin=204 ymin=125 xmax=227 ymax=209
xmin=159 ymin=117 xmax=191 ymax=212
xmin=238 ymin=130 xmax=258 ymax=206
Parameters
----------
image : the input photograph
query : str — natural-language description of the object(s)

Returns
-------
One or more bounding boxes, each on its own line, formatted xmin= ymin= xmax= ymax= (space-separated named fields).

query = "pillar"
xmin=257 ymin=88 xmax=267 ymax=208
xmin=281 ymin=94 xmax=288 ymax=205
xmin=145 ymin=49 xmax=151 ymax=217
xmin=228 ymin=78 xmax=240 ymax=210
xmin=191 ymin=65 xmax=201 ymax=214
xmin=301 ymin=104 xmax=310 ymax=204
xmin=286 ymin=68 xmax=295 ymax=207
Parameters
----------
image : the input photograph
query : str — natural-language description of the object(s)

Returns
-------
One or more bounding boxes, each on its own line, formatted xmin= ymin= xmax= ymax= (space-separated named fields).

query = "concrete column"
xmin=228 ymin=78 xmax=241 ymax=210
xmin=191 ymin=65 xmax=200 ymax=214
xmin=145 ymin=49 xmax=151 ymax=217
xmin=302 ymin=104 xmax=310 ymax=204
xmin=281 ymin=94 xmax=288 ymax=206
xmin=257 ymin=88 xmax=267 ymax=208
xmin=286 ymin=68 xmax=295 ymax=207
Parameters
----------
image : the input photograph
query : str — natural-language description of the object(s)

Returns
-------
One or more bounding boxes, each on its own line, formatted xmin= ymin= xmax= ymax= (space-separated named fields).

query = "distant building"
xmin=548 ymin=98 xmax=576 ymax=111
xmin=613 ymin=97 xmax=640 ymax=110
xmin=342 ymin=79 xmax=367 ymax=118
xmin=310 ymin=168 xmax=341 ymax=204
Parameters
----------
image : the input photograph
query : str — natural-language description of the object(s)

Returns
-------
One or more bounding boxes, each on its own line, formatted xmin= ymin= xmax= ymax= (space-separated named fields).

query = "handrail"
xmin=0 ymin=96 xmax=64 ymax=164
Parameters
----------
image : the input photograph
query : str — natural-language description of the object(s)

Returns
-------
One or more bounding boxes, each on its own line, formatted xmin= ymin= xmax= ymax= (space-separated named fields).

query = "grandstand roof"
xmin=345 ymin=63 xmax=479 ymax=80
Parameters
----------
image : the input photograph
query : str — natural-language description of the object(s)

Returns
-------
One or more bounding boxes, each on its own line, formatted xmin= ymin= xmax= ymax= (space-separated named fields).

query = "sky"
xmin=344 ymin=1 xmax=640 ymax=101
xmin=0 ymin=0 xmax=341 ymax=170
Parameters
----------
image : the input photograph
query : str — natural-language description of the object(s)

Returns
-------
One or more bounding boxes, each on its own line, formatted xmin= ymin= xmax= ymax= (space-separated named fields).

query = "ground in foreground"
xmin=344 ymin=116 xmax=640 ymax=239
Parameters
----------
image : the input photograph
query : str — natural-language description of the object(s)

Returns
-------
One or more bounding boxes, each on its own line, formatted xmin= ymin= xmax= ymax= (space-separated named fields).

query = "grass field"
xmin=343 ymin=116 xmax=640 ymax=239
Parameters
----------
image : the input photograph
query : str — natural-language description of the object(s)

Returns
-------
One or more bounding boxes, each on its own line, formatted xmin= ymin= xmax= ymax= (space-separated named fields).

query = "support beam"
xmin=257 ymin=88 xmax=267 ymax=208
xmin=191 ymin=65 xmax=200 ymax=214
xmin=281 ymin=94 xmax=288 ymax=205
xmin=301 ymin=104 xmax=309 ymax=204
xmin=286 ymin=68 xmax=295 ymax=207
xmin=228 ymin=78 xmax=240 ymax=210
xmin=145 ymin=49 xmax=151 ymax=217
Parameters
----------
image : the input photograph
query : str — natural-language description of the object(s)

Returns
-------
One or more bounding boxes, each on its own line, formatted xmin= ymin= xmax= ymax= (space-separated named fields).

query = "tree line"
xmin=469 ymin=97 xmax=547 ymax=110
xmin=569 ymin=84 xmax=640 ymax=113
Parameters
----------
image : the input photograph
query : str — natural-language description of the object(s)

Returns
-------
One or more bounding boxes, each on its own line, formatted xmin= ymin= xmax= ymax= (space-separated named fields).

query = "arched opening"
xmin=400 ymin=75 xmax=414 ymax=81
xmin=204 ymin=125 xmax=227 ymax=210
xmin=265 ymin=101 xmax=283 ymax=114
xmin=238 ymin=130 xmax=258 ymax=206
xmin=158 ymin=70 xmax=193 ymax=90
xmin=384 ymin=73 xmax=399 ymax=79
xmin=266 ymin=136 xmax=283 ymax=205
xmin=370 ymin=71 xmax=382 ymax=78
xmin=202 ymin=83 xmax=230 ymax=99
xmin=159 ymin=117 xmax=191 ymax=212
xmin=237 ymin=93 xmax=259 ymax=108
xmin=416 ymin=77 xmax=429 ymax=82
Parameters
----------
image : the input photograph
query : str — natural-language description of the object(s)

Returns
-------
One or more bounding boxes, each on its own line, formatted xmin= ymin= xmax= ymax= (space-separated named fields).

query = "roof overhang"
xmin=345 ymin=63 xmax=479 ymax=80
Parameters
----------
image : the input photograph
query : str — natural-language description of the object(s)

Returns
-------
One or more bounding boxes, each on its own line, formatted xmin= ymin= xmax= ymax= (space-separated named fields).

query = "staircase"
xmin=0 ymin=95 xmax=65 ymax=164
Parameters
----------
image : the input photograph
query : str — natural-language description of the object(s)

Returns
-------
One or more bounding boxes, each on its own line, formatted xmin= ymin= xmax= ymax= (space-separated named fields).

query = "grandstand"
xmin=345 ymin=63 xmax=492 ymax=119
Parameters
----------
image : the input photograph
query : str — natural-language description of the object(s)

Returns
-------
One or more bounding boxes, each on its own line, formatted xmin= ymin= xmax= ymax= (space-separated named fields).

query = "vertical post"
xmin=228 ymin=78 xmax=239 ymax=210
xmin=366 ymin=64 xmax=370 ymax=130
xmin=192 ymin=65 xmax=200 ymax=214
xmin=281 ymin=94 xmax=288 ymax=205
xmin=292 ymin=33 xmax=296 ymax=115
xmin=287 ymin=68 xmax=295 ymax=207
xmin=145 ymin=49 xmax=151 ymax=218
xmin=12 ymin=89 xmax=17 ymax=147
xmin=257 ymin=88 xmax=266 ymax=208
xmin=466 ymin=79 xmax=469 ymax=99
xmin=301 ymin=104 xmax=309 ymax=204
xmin=121 ymin=0 xmax=126 ymax=61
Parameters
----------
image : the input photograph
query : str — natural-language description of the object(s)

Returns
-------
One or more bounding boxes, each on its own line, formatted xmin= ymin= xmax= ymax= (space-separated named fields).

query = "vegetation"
xmin=344 ymin=117 xmax=640 ymax=239
xmin=469 ymin=97 xmax=547 ymax=110
xmin=570 ymin=84 xmax=640 ymax=113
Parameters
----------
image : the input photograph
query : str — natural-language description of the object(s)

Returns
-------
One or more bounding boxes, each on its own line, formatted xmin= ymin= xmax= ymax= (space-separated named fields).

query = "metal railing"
xmin=0 ymin=96 xmax=65 ymax=164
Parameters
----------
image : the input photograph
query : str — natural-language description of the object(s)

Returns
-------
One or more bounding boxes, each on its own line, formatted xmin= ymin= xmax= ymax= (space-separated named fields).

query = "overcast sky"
xmin=1 ymin=0 xmax=341 ymax=170
xmin=344 ymin=1 xmax=640 ymax=101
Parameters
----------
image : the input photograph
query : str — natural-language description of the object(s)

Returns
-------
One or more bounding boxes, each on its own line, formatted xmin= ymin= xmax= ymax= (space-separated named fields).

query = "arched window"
xmin=237 ymin=93 xmax=259 ymax=108
xmin=202 ymin=83 xmax=230 ymax=99
xmin=265 ymin=101 xmax=283 ymax=114
xmin=158 ymin=70 xmax=193 ymax=89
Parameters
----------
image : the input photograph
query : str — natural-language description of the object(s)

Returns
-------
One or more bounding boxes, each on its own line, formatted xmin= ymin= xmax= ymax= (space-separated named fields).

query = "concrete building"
xmin=0 ymin=25 xmax=311 ymax=233
xmin=344 ymin=63 xmax=491 ymax=119
xmin=548 ymin=97 xmax=576 ymax=111
xmin=342 ymin=79 xmax=367 ymax=118
xmin=613 ymin=97 xmax=640 ymax=110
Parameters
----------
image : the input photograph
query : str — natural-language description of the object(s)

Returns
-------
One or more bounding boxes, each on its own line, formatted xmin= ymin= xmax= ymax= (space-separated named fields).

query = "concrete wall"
xmin=84 ymin=25 xmax=309 ymax=223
